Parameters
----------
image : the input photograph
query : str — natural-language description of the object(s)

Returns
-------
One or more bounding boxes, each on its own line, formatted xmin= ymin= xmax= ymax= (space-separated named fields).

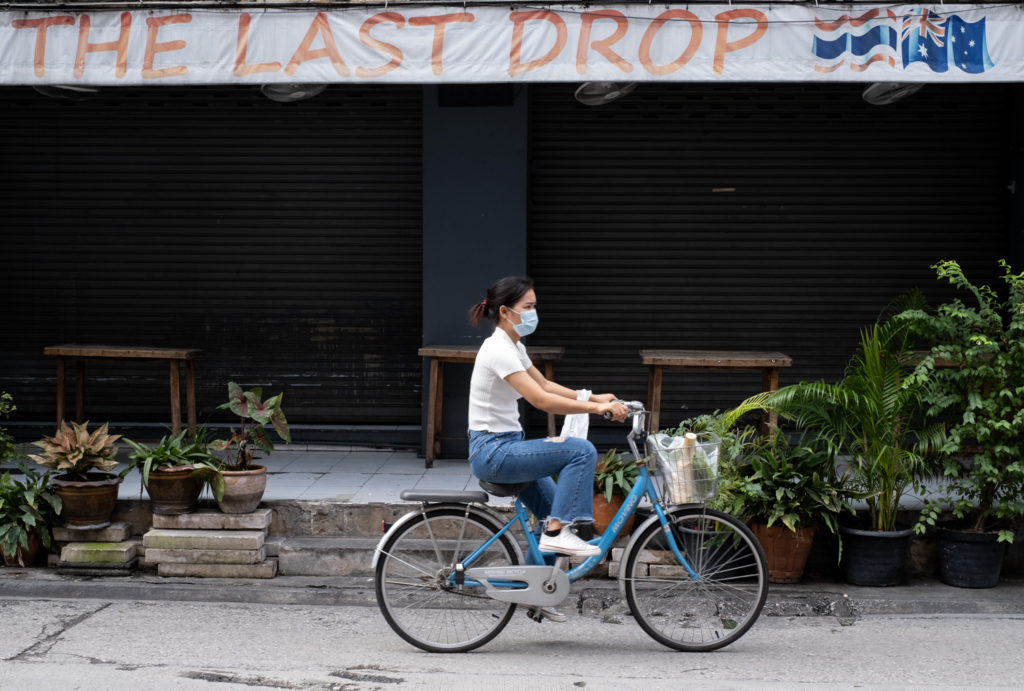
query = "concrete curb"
xmin=2 ymin=568 xmax=1022 ymax=618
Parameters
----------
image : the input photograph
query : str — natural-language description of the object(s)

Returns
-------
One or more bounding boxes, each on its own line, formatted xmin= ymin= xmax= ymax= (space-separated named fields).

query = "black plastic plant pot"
xmin=839 ymin=525 xmax=913 ymax=587
xmin=938 ymin=528 xmax=1006 ymax=589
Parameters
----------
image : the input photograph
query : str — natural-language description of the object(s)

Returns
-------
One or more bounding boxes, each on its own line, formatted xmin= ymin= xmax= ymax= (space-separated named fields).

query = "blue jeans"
xmin=468 ymin=430 xmax=598 ymax=526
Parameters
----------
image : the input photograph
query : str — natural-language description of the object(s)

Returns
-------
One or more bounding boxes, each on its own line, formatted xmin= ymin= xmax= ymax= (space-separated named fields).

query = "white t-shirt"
xmin=468 ymin=329 xmax=534 ymax=432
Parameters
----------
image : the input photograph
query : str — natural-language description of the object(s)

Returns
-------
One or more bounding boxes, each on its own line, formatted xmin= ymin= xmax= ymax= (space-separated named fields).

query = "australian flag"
xmin=901 ymin=9 xmax=994 ymax=73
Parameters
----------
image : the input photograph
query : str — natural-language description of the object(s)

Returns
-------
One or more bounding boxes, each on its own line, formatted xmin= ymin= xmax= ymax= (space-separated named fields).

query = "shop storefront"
xmin=1 ymin=4 xmax=1021 ymax=446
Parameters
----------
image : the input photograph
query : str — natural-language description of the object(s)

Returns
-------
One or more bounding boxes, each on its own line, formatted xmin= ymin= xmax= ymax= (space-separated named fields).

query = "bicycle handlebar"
xmin=602 ymin=399 xmax=645 ymax=420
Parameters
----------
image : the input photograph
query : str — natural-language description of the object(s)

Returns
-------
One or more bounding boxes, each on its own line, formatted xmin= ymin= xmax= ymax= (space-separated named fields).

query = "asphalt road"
xmin=1 ymin=595 xmax=1022 ymax=690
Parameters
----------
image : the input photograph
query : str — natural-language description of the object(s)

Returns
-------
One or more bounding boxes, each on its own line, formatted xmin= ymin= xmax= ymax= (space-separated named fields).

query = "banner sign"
xmin=1 ymin=4 xmax=1021 ymax=85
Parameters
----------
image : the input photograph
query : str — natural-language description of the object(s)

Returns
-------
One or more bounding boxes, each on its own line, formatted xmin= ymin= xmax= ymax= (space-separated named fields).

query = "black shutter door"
xmin=528 ymin=83 xmax=1011 ymax=432
xmin=1 ymin=85 xmax=422 ymax=429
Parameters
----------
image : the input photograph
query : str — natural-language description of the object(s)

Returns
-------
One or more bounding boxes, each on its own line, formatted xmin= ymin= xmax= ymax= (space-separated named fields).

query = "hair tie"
xmin=480 ymin=299 xmax=488 ymax=307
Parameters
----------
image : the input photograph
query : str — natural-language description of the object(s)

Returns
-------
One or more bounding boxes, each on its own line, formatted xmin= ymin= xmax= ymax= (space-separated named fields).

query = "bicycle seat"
xmin=400 ymin=489 xmax=489 ymax=503
xmin=479 ymin=480 xmax=533 ymax=497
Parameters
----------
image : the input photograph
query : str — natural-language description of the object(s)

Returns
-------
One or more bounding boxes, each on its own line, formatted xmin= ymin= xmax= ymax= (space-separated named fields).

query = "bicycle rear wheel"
xmin=375 ymin=507 xmax=520 ymax=653
xmin=623 ymin=506 xmax=768 ymax=652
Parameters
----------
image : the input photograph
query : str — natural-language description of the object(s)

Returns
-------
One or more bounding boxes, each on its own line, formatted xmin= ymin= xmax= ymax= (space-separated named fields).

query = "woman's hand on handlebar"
xmin=597 ymin=400 xmax=629 ymax=422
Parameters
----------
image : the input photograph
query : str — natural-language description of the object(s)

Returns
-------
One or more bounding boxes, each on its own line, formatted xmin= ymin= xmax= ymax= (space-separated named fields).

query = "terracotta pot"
xmin=51 ymin=472 xmax=122 ymax=529
xmin=1 ymin=530 xmax=44 ymax=567
xmin=147 ymin=466 xmax=202 ymax=515
xmin=217 ymin=465 xmax=267 ymax=514
xmin=751 ymin=523 xmax=816 ymax=584
xmin=593 ymin=493 xmax=635 ymax=536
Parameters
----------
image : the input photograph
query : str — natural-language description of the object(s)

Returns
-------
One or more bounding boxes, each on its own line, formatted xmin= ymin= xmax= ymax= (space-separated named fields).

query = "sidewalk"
xmin=0 ymin=444 xmax=510 ymax=506
xmin=2 ymin=445 xmax=1023 ymax=617
xmin=254 ymin=446 xmax=507 ymax=505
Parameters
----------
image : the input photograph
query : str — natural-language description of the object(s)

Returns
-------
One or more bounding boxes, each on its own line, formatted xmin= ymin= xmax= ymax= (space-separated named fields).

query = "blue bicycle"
xmin=373 ymin=401 xmax=768 ymax=653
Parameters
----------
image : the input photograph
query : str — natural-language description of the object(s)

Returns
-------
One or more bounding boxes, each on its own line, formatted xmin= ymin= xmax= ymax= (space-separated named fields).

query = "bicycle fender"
xmin=371 ymin=503 xmax=523 ymax=570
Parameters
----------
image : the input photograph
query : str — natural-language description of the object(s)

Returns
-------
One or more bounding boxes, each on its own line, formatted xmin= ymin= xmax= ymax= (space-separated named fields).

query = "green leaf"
xmin=226 ymin=382 xmax=248 ymax=418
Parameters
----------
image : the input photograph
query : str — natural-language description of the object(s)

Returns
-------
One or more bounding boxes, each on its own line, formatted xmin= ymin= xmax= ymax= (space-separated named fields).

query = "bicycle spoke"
xmin=624 ymin=507 xmax=768 ymax=652
xmin=375 ymin=508 xmax=519 ymax=653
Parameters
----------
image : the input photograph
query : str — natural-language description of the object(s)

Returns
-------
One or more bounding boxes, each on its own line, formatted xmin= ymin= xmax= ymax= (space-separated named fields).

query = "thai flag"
xmin=812 ymin=10 xmax=899 ymax=73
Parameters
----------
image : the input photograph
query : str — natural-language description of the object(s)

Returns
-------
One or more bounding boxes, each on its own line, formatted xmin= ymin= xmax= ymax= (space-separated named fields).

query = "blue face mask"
xmin=509 ymin=308 xmax=539 ymax=337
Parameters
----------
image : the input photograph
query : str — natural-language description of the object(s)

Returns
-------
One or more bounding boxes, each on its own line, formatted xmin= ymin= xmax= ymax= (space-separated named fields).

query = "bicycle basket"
xmin=647 ymin=432 xmax=720 ymax=504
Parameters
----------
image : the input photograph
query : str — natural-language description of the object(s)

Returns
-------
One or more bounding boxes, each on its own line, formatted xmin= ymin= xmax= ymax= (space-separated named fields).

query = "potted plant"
xmin=593 ymin=449 xmax=640 ymax=535
xmin=760 ymin=318 xmax=944 ymax=586
xmin=719 ymin=431 xmax=860 ymax=583
xmin=209 ymin=382 xmax=290 ymax=513
xmin=904 ymin=260 xmax=1024 ymax=588
xmin=0 ymin=465 xmax=62 ymax=566
xmin=29 ymin=420 xmax=123 ymax=529
xmin=0 ymin=391 xmax=16 ymax=466
xmin=121 ymin=429 xmax=222 ymax=515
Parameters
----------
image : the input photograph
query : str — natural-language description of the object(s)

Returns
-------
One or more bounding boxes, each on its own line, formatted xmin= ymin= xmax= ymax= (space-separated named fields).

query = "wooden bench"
xmin=640 ymin=350 xmax=793 ymax=433
xmin=44 ymin=345 xmax=200 ymax=435
xmin=418 ymin=345 xmax=565 ymax=467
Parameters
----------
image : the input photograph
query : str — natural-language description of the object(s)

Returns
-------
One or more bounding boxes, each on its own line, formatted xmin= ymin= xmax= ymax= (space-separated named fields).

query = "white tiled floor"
xmin=1 ymin=446 xmax=512 ymax=505
xmin=261 ymin=449 xmax=490 ymax=502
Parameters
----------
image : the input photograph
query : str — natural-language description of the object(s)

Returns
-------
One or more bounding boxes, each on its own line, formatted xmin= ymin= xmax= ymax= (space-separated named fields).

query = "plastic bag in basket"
xmin=648 ymin=432 xmax=721 ymax=504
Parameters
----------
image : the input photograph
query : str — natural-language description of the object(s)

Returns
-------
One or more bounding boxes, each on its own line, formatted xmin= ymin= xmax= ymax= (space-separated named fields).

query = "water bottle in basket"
xmin=648 ymin=432 xmax=721 ymax=504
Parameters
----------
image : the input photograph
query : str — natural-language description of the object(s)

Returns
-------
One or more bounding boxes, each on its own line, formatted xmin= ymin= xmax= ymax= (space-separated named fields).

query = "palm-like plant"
xmin=762 ymin=320 xmax=944 ymax=532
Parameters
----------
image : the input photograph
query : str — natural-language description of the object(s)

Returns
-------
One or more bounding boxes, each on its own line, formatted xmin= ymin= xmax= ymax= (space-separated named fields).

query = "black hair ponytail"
xmin=468 ymin=275 xmax=534 ymax=328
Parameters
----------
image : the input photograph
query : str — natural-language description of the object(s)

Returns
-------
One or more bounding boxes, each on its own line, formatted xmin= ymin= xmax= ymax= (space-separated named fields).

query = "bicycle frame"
xmin=453 ymin=406 xmax=701 ymax=592
xmin=375 ymin=401 xmax=769 ymax=654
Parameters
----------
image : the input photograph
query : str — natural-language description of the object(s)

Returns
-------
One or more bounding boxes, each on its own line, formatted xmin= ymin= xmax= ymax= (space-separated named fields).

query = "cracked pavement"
xmin=1 ymin=595 xmax=1023 ymax=690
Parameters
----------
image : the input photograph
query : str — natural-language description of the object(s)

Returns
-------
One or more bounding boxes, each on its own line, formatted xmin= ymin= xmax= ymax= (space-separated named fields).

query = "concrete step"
xmin=143 ymin=529 xmax=265 ymax=551
xmin=145 ymin=547 xmax=267 ymax=565
xmin=61 ymin=541 xmax=138 ymax=564
xmin=112 ymin=499 xmax=508 ymax=539
xmin=277 ymin=537 xmax=382 ymax=577
xmin=157 ymin=560 xmax=278 ymax=579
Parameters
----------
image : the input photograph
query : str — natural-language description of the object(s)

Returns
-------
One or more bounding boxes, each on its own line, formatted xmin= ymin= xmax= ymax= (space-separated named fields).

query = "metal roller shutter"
xmin=527 ymin=82 xmax=1012 ymax=433
xmin=0 ymin=85 xmax=422 ymax=430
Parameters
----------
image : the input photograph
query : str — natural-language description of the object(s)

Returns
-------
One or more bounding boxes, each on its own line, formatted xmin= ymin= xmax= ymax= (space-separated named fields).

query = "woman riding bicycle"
xmin=467 ymin=275 xmax=628 ymax=559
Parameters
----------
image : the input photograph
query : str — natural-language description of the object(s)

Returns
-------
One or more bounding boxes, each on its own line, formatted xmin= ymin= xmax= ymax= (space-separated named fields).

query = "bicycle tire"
xmin=623 ymin=506 xmax=768 ymax=652
xmin=375 ymin=506 xmax=520 ymax=653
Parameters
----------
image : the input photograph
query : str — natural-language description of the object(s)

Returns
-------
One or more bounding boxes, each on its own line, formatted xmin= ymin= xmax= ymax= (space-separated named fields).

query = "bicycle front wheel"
xmin=375 ymin=507 xmax=520 ymax=653
xmin=623 ymin=506 xmax=768 ymax=652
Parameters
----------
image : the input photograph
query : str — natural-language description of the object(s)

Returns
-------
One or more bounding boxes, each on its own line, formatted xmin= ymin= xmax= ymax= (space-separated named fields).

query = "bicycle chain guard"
xmin=464 ymin=565 xmax=571 ymax=606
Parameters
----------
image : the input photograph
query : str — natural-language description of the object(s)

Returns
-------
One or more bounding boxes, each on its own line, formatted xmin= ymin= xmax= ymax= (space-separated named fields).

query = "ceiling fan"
xmin=862 ymin=82 xmax=924 ymax=105
xmin=260 ymin=83 xmax=327 ymax=103
xmin=32 ymin=85 xmax=100 ymax=99
xmin=574 ymin=81 xmax=637 ymax=106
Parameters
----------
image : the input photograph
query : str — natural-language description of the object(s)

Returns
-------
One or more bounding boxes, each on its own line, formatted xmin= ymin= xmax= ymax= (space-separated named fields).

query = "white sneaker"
xmin=538 ymin=526 xmax=601 ymax=557
xmin=526 ymin=606 xmax=567 ymax=623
